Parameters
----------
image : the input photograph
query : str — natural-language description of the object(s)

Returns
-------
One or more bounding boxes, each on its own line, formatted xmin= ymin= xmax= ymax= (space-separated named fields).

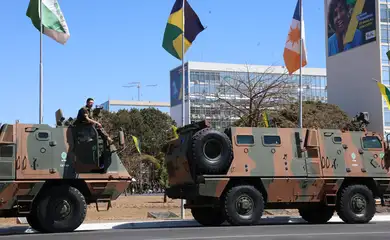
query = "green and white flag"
xmin=26 ymin=0 xmax=70 ymax=44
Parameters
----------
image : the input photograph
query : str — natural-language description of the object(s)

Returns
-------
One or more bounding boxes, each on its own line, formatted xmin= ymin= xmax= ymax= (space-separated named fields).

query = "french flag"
xmin=283 ymin=0 xmax=307 ymax=75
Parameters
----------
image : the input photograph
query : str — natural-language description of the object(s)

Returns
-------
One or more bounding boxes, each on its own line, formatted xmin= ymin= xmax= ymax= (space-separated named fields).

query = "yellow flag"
xmin=172 ymin=125 xmax=179 ymax=139
xmin=262 ymin=111 xmax=269 ymax=127
xmin=131 ymin=135 xmax=141 ymax=154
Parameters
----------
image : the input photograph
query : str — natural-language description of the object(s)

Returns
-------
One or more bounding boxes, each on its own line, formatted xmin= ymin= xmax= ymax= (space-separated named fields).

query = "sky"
xmin=0 ymin=0 xmax=326 ymax=126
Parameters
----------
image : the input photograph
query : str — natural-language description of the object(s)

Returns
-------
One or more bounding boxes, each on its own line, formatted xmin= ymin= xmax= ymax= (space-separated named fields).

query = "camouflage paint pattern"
xmin=0 ymin=119 xmax=131 ymax=217
xmin=164 ymin=120 xmax=390 ymax=209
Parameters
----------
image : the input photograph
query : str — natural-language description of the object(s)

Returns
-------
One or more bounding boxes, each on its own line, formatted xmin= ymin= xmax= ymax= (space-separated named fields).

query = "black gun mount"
xmin=93 ymin=105 xmax=104 ymax=119
xmin=353 ymin=112 xmax=370 ymax=130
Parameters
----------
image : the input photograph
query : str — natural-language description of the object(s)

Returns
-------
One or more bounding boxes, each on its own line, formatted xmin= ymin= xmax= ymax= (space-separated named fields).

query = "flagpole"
xmin=298 ymin=0 xmax=303 ymax=128
xmin=39 ymin=0 xmax=43 ymax=124
xmin=180 ymin=0 xmax=186 ymax=220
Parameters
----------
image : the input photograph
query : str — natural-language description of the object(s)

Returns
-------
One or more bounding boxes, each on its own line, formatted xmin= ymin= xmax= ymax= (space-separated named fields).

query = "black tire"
xmin=35 ymin=185 xmax=87 ymax=233
xmin=223 ymin=185 xmax=264 ymax=226
xmin=191 ymin=207 xmax=225 ymax=226
xmin=299 ymin=205 xmax=334 ymax=224
xmin=336 ymin=184 xmax=376 ymax=224
xmin=191 ymin=128 xmax=233 ymax=174
xmin=26 ymin=214 xmax=45 ymax=232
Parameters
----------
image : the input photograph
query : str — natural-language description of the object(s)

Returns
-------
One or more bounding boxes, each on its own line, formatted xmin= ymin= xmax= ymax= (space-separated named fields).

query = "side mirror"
xmin=119 ymin=130 xmax=125 ymax=146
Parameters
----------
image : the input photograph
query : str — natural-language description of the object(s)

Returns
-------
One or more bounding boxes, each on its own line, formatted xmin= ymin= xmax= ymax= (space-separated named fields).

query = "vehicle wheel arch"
xmin=337 ymin=177 xmax=380 ymax=199
xmin=220 ymin=177 xmax=268 ymax=204
xmin=35 ymin=180 xmax=92 ymax=204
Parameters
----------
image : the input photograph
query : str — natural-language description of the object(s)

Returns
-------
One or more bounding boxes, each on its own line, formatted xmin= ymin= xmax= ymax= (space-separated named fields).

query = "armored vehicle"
xmin=164 ymin=114 xmax=390 ymax=226
xmin=0 ymin=107 xmax=131 ymax=233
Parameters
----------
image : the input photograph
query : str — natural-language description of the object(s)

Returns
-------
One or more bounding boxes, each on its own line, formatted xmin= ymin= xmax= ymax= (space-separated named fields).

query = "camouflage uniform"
xmin=76 ymin=106 xmax=112 ymax=143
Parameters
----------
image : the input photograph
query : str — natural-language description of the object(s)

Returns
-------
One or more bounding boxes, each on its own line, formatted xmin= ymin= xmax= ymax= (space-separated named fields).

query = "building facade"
xmin=381 ymin=0 xmax=390 ymax=135
xmin=170 ymin=61 xmax=327 ymax=130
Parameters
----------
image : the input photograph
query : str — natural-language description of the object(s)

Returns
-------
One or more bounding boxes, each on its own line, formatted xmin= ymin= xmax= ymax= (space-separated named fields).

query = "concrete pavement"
xmin=1 ymin=221 xmax=390 ymax=240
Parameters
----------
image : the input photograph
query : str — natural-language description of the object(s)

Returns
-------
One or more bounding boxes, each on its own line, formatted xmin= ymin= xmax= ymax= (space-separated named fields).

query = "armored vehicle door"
xmin=302 ymin=129 xmax=323 ymax=177
xmin=72 ymin=125 xmax=102 ymax=173
xmin=354 ymin=133 xmax=387 ymax=176
xmin=319 ymin=130 xmax=345 ymax=177
xmin=16 ymin=126 xmax=55 ymax=179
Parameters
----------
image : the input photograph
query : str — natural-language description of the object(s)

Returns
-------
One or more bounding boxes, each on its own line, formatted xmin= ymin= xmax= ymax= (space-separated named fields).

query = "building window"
xmin=383 ymin=66 xmax=390 ymax=85
xmin=381 ymin=4 xmax=389 ymax=23
xmin=382 ymin=24 xmax=389 ymax=43
xmin=382 ymin=45 xmax=389 ymax=64
xmin=384 ymin=110 xmax=390 ymax=126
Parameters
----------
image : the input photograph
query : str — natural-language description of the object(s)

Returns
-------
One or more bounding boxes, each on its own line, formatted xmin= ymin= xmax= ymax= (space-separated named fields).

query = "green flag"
xmin=26 ymin=0 xmax=70 ymax=44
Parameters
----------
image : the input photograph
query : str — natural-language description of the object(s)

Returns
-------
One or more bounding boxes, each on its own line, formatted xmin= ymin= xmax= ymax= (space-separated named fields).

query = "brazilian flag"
xmin=162 ymin=0 xmax=205 ymax=60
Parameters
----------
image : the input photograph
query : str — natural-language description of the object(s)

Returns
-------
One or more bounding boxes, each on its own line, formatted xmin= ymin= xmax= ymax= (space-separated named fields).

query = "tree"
xmin=99 ymin=107 xmax=176 ymax=193
xmin=214 ymin=63 xmax=296 ymax=127
xmin=233 ymin=100 xmax=360 ymax=130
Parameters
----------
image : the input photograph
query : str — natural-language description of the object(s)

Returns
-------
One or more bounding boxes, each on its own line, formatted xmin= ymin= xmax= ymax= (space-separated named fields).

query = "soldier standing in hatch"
xmin=76 ymin=97 xmax=113 ymax=144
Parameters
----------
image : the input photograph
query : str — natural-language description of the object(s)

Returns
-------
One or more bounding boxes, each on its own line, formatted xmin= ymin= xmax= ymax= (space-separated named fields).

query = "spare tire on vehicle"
xmin=191 ymin=128 xmax=233 ymax=174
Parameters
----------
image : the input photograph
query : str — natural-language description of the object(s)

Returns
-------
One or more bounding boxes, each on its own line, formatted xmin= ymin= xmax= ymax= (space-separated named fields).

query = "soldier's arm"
xmin=84 ymin=113 xmax=100 ymax=126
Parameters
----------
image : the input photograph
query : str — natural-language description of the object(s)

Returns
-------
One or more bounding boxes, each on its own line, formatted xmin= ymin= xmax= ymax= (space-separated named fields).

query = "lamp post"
xmin=122 ymin=82 xmax=158 ymax=101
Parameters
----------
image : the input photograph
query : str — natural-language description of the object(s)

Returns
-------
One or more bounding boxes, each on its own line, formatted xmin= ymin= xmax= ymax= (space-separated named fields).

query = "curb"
xmin=3 ymin=214 xmax=390 ymax=235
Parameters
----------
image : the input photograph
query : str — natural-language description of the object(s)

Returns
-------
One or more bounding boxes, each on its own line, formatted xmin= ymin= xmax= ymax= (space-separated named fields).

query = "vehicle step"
xmin=95 ymin=198 xmax=112 ymax=212
xmin=324 ymin=194 xmax=337 ymax=206
xmin=16 ymin=199 xmax=33 ymax=214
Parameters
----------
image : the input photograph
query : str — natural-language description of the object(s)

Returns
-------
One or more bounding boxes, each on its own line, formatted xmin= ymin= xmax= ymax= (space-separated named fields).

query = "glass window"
xmin=382 ymin=45 xmax=389 ymax=64
xmin=237 ymin=135 xmax=254 ymax=144
xmin=381 ymin=24 xmax=388 ymax=43
xmin=383 ymin=66 xmax=390 ymax=85
xmin=0 ymin=145 xmax=13 ymax=158
xmin=333 ymin=137 xmax=342 ymax=143
xmin=381 ymin=4 xmax=388 ymax=22
xmin=263 ymin=135 xmax=281 ymax=145
xmin=362 ymin=136 xmax=382 ymax=149
xmin=384 ymin=111 xmax=390 ymax=126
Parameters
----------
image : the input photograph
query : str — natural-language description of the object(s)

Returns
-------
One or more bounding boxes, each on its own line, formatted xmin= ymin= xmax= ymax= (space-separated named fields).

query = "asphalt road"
xmin=2 ymin=222 xmax=390 ymax=240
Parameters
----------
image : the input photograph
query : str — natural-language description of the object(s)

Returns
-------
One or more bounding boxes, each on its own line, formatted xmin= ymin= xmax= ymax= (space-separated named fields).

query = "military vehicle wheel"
xmin=223 ymin=185 xmax=264 ymax=226
xmin=35 ymin=185 xmax=87 ymax=233
xmin=299 ymin=205 xmax=334 ymax=224
xmin=191 ymin=207 xmax=225 ymax=226
xmin=336 ymin=184 xmax=376 ymax=224
xmin=192 ymin=128 xmax=233 ymax=175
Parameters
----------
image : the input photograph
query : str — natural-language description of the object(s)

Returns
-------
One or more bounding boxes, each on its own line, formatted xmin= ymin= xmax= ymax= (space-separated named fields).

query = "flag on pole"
xmin=377 ymin=81 xmax=390 ymax=110
xmin=26 ymin=0 xmax=70 ymax=44
xmin=162 ymin=0 xmax=205 ymax=60
xmin=283 ymin=0 xmax=307 ymax=75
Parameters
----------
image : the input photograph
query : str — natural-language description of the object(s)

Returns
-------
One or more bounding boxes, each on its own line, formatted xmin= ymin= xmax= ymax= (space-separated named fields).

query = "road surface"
xmin=1 ymin=222 xmax=390 ymax=240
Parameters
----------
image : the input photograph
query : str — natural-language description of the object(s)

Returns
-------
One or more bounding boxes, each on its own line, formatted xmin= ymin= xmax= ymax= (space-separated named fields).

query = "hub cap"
xmin=52 ymin=199 xmax=72 ymax=220
xmin=235 ymin=194 xmax=254 ymax=217
xmin=350 ymin=193 xmax=367 ymax=217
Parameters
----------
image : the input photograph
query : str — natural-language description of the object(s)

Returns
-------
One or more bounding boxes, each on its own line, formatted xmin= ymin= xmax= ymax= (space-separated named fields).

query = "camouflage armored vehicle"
xmin=164 ymin=113 xmax=390 ymax=226
xmin=0 ymin=107 xmax=131 ymax=233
